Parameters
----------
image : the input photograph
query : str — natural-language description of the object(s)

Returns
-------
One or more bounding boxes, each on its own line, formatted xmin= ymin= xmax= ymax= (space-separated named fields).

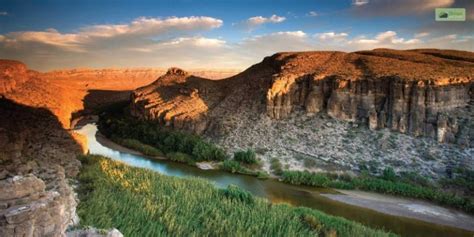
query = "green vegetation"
xmin=111 ymin=137 xmax=164 ymax=157
xmin=270 ymin=158 xmax=283 ymax=175
xmin=77 ymin=155 xmax=394 ymax=237
xmin=233 ymin=149 xmax=257 ymax=164
xmin=99 ymin=112 xmax=227 ymax=162
xmin=221 ymin=160 xmax=254 ymax=175
xmin=166 ymin=152 xmax=195 ymax=165
xmin=440 ymin=167 xmax=474 ymax=195
xmin=281 ymin=169 xmax=474 ymax=214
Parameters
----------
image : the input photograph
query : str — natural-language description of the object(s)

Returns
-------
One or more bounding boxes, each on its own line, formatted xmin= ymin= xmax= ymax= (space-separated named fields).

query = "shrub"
xmin=282 ymin=171 xmax=330 ymax=187
xmin=270 ymin=158 xmax=283 ymax=175
xmin=233 ymin=149 xmax=257 ymax=164
xmin=221 ymin=160 xmax=244 ymax=173
xmin=167 ymin=152 xmax=195 ymax=165
xmin=220 ymin=185 xmax=254 ymax=204
xmin=382 ymin=167 xmax=397 ymax=182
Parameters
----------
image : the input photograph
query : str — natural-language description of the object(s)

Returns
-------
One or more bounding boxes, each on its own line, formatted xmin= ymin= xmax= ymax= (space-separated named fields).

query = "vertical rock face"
xmin=265 ymin=50 xmax=474 ymax=145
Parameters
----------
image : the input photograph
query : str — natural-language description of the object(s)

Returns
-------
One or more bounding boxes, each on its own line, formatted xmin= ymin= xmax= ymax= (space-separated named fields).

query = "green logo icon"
xmin=436 ymin=8 xmax=466 ymax=21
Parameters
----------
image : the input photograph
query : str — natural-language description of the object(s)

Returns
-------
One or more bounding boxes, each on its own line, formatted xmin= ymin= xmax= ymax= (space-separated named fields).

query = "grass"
xmin=281 ymin=170 xmax=474 ymax=214
xmin=77 ymin=155 xmax=395 ymax=237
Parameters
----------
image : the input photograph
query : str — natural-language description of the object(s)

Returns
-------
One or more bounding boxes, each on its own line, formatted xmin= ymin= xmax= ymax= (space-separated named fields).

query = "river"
xmin=76 ymin=123 xmax=474 ymax=237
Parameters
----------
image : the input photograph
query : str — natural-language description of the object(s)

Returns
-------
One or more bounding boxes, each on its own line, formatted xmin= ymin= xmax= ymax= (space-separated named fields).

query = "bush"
xmin=221 ymin=160 xmax=244 ymax=173
xmin=233 ymin=149 xmax=257 ymax=164
xmin=382 ymin=167 xmax=397 ymax=182
xmin=270 ymin=158 xmax=283 ymax=175
xmin=167 ymin=152 xmax=195 ymax=165
xmin=282 ymin=171 xmax=330 ymax=187
xmin=220 ymin=185 xmax=254 ymax=204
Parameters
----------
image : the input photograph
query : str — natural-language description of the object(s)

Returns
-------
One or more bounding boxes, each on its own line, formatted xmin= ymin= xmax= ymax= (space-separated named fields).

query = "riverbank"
xmin=76 ymin=154 xmax=395 ymax=237
xmin=322 ymin=190 xmax=474 ymax=232
xmin=76 ymin=123 xmax=474 ymax=236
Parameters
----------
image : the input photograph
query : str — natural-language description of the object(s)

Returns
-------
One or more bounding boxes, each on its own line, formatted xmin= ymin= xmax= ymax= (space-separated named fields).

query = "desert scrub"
xmin=77 ymin=155 xmax=394 ymax=237
xmin=281 ymin=169 xmax=474 ymax=214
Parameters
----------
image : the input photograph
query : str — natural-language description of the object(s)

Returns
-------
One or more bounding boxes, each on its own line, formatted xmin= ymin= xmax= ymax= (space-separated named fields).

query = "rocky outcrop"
xmin=67 ymin=227 xmax=123 ymax=237
xmin=0 ymin=60 xmax=31 ymax=94
xmin=130 ymin=49 xmax=473 ymax=145
xmin=0 ymin=98 xmax=83 ymax=237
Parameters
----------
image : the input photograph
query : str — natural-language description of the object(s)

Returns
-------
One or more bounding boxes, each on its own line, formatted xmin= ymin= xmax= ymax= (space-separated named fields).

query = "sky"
xmin=0 ymin=0 xmax=473 ymax=71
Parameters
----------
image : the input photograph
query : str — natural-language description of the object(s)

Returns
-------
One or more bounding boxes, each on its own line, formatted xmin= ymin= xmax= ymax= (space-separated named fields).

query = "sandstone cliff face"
xmin=131 ymin=49 xmax=473 ymax=146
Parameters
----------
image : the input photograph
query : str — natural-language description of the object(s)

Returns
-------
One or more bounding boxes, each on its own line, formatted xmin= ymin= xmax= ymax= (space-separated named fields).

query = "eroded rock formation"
xmin=131 ymin=49 xmax=473 ymax=146
xmin=0 ymin=98 xmax=82 ymax=237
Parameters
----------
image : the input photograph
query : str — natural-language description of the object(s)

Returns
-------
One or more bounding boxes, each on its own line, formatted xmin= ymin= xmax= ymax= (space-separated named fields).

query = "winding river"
xmin=76 ymin=123 xmax=474 ymax=237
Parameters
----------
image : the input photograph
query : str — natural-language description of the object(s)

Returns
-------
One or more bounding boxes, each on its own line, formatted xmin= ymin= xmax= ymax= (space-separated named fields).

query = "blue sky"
xmin=0 ymin=0 xmax=473 ymax=71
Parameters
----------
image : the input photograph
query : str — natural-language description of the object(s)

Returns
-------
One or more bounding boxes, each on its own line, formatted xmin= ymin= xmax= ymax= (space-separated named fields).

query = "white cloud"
xmin=237 ymin=15 xmax=286 ymax=32
xmin=347 ymin=31 xmax=423 ymax=49
xmin=352 ymin=0 xmax=454 ymax=16
xmin=414 ymin=32 xmax=430 ymax=38
xmin=0 ymin=16 xmax=223 ymax=52
xmin=315 ymin=32 xmax=348 ymax=42
xmin=312 ymin=30 xmax=474 ymax=51
xmin=353 ymin=0 xmax=369 ymax=6
xmin=0 ymin=11 xmax=7 ymax=16
xmin=81 ymin=16 xmax=222 ymax=38
xmin=247 ymin=15 xmax=286 ymax=26
xmin=1 ymin=18 xmax=473 ymax=71
xmin=307 ymin=11 xmax=319 ymax=17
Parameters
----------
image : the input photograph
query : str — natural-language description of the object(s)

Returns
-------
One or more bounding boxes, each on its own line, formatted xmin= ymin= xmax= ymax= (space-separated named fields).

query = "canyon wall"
xmin=267 ymin=74 xmax=472 ymax=144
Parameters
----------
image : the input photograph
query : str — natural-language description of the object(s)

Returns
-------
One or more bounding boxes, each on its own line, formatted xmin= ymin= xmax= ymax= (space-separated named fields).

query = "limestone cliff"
xmin=130 ymin=49 xmax=473 ymax=146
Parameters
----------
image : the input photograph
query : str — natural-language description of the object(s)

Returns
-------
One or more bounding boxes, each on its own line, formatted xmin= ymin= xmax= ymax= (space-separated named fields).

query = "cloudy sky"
xmin=0 ymin=0 xmax=473 ymax=71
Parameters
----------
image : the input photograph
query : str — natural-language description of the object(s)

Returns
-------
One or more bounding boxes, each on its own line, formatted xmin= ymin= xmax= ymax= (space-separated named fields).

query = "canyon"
xmin=0 ymin=49 xmax=473 ymax=236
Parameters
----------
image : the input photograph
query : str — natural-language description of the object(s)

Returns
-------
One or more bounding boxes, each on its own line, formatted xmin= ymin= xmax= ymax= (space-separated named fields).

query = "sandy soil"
xmin=322 ymin=190 xmax=474 ymax=231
